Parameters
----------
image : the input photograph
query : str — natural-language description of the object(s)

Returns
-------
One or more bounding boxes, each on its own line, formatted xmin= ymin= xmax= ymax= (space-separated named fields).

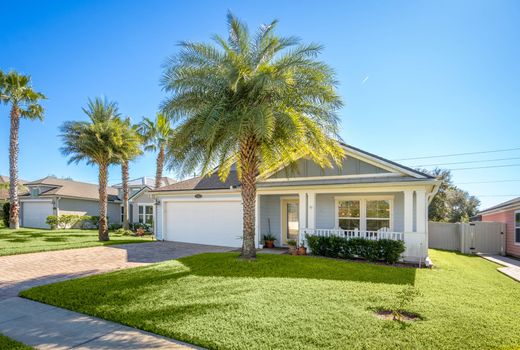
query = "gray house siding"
xmin=59 ymin=198 xmax=121 ymax=224
xmin=259 ymin=191 xmax=406 ymax=245
xmin=269 ymin=157 xmax=390 ymax=179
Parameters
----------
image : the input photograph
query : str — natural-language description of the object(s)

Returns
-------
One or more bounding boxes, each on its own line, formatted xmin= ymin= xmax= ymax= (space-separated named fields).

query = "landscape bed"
xmin=21 ymin=250 xmax=520 ymax=350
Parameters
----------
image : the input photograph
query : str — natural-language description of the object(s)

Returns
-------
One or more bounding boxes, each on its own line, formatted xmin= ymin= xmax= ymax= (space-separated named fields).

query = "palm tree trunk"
xmin=98 ymin=163 xmax=109 ymax=241
xmin=239 ymin=138 xmax=258 ymax=259
xmin=9 ymin=105 xmax=20 ymax=229
xmin=122 ymin=160 xmax=130 ymax=230
xmin=155 ymin=144 xmax=165 ymax=189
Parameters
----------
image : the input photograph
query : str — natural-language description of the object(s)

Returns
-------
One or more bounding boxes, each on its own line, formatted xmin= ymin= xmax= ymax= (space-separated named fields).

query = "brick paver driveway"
xmin=0 ymin=241 xmax=235 ymax=300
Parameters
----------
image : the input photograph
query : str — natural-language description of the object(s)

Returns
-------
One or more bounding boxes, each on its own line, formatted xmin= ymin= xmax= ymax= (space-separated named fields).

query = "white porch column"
xmin=307 ymin=192 xmax=316 ymax=230
xmin=415 ymin=190 xmax=427 ymax=233
xmin=403 ymin=190 xmax=413 ymax=232
xmin=299 ymin=192 xmax=307 ymax=244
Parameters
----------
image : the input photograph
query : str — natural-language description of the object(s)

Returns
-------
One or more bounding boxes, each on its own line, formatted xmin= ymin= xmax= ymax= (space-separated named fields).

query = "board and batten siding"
xmin=259 ymin=194 xmax=283 ymax=244
xmin=269 ymin=157 xmax=389 ymax=179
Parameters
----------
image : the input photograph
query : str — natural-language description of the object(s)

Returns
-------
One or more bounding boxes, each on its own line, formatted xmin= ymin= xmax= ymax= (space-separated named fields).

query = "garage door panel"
xmin=23 ymin=202 xmax=53 ymax=229
xmin=165 ymin=200 xmax=243 ymax=247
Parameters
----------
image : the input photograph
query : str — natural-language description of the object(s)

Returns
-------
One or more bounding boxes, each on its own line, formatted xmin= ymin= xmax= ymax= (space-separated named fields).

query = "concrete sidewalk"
xmin=480 ymin=254 xmax=520 ymax=282
xmin=0 ymin=297 xmax=202 ymax=350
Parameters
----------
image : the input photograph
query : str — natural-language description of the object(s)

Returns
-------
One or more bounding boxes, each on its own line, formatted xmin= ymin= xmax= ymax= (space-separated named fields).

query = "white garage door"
xmin=164 ymin=200 xmax=243 ymax=247
xmin=23 ymin=201 xmax=53 ymax=229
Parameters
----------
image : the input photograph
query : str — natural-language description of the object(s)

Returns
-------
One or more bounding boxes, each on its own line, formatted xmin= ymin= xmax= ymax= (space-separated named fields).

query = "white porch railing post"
xmin=298 ymin=192 xmax=307 ymax=246
xmin=403 ymin=190 xmax=413 ymax=233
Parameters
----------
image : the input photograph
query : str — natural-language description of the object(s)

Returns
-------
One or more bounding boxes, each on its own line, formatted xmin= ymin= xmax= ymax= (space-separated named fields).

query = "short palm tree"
xmin=161 ymin=13 xmax=344 ymax=259
xmin=60 ymin=98 xmax=133 ymax=240
xmin=0 ymin=70 xmax=46 ymax=229
xmin=120 ymin=119 xmax=143 ymax=230
xmin=137 ymin=113 xmax=174 ymax=189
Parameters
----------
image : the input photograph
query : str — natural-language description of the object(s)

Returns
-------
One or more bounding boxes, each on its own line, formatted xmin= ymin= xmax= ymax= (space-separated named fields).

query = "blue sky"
xmin=1 ymin=0 xmax=519 ymax=209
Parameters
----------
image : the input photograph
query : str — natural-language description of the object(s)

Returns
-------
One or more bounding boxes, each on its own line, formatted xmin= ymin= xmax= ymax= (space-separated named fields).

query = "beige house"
xmin=19 ymin=177 xmax=121 ymax=229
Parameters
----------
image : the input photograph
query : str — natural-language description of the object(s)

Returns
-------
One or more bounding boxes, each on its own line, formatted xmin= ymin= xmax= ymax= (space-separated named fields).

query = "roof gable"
xmin=264 ymin=143 xmax=432 ymax=182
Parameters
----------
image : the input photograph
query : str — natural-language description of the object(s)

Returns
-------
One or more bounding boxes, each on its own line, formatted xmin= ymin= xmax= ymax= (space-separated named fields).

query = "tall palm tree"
xmin=60 ymin=98 xmax=133 ymax=240
xmin=137 ymin=113 xmax=173 ymax=189
xmin=161 ymin=13 xmax=344 ymax=259
xmin=120 ymin=118 xmax=143 ymax=230
xmin=0 ymin=70 xmax=46 ymax=229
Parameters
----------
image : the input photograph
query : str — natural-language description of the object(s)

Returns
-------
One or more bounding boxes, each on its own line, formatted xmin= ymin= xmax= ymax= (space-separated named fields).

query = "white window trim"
xmin=515 ymin=210 xmax=520 ymax=245
xmin=334 ymin=195 xmax=394 ymax=231
xmin=138 ymin=204 xmax=154 ymax=225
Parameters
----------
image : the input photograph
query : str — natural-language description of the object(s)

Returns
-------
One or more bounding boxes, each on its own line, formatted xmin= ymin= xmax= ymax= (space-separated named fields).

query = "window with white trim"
xmin=515 ymin=210 xmax=520 ymax=244
xmin=336 ymin=197 xmax=392 ymax=231
xmin=120 ymin=206 xmax=125 ymax=223
xmin=139 ymin=205 xmax=153 ymax=225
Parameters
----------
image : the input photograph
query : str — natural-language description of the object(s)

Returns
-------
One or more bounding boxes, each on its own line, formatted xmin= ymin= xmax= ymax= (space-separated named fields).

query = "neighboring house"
xmin=151 ymin=144 xmax=440 ymax=262
xmin=113 ymin=176 xmax=176 ymax=227
xmin=19 ymin=177 xmax=121 ymax=229
xmin=477 ymin=198 xmax=520 ymax=258
xmin=0 ymin=175 xmax=28 ymax=204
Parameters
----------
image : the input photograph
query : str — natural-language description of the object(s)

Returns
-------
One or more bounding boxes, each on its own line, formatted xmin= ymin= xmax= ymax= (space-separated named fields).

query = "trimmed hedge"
xmin=305 ymin=234 xmax=405 ymax=264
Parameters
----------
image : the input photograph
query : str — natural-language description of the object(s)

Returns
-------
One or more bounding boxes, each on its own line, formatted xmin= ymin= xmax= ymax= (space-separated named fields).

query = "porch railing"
xmin=300 ymin=228 xmax=404 ymax=245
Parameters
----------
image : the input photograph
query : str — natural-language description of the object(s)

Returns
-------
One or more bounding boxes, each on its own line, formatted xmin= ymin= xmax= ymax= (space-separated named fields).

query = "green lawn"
xmin=0 ymin=228 xmax=152 ymax=256
xmin=21 ymin=250 xmax=520 ymax=350
xmin=0 ymin=334 xmax=32 ymax=350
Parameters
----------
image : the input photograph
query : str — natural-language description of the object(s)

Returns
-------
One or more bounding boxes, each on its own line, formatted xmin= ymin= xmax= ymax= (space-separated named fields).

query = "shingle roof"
xmin=479 ymin=197 xmax=520 ymax=215
xmin=154 ymin=171 xmax=240 ymax=192
xmin=0 ymin=176 xmax=28 ymax=201
xmin=152 ymin=144 xmax=436 ymax=193
xmin=113 ymin=176 xmax=177 ymax=189
xmin=23 ymin=177 xmax=119 ymax=201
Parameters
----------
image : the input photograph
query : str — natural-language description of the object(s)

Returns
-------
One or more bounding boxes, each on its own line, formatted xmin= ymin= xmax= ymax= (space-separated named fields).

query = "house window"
xmin=139 ymin=205 xmax=153 ymax=225
xmin=338 ymin=200 xmax=360 ymax=230
xmin=515 ymin=210 xmax=520 ymax=244
xmin=30 ymin=188 xmax=40 ymax=197
xmin=366 ymin=200 xmax=391 ymax=231
xmin=336 ymin=197 xmax=393 ymax=231
xmin=121 ymin=206 xmax=124 ymax=223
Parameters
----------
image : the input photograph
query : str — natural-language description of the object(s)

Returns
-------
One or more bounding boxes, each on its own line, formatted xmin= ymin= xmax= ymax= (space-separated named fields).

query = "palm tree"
xmin=161 ymin=13 xmax=344 ymax=259
xmin=60 ymin=98 xmax=133 ymax=240
xmin=137 ymin=113 xmax=174 ymax=189
xmin=120 ymin=119 xmax=143 ymax=230
xmin=0 ymin=70 xmax=46 ymax=229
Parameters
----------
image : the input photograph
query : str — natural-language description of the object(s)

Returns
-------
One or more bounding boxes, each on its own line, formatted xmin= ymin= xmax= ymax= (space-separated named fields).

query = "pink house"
xmin=478 ymin=198 xmax=520 ymax=258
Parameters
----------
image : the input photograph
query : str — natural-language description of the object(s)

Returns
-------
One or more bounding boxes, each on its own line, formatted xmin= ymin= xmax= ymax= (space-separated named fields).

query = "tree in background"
xmin=0 ymin=70 xmax=46 ymax=229
xmin=120 ymin=118 xmax=143 ymax=230
xmin=161 ymin=13 xmax=344 ymax=259
xmin=137 ymin=113 xmax=174 ymax=189
xmin=422 ymin=168 xmax=480 ymax=223
xmin=60 ymin=98 xmax=134 ymax=240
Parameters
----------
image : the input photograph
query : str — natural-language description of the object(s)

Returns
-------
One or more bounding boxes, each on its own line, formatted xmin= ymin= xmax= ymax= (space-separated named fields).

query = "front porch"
xmin=257 ymin=189 xmax=429 ymax=262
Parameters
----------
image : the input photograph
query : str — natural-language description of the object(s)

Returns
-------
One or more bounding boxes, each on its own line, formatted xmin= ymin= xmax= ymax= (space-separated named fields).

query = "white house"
xmin=151 ymin=144 xmax=440 ymax=262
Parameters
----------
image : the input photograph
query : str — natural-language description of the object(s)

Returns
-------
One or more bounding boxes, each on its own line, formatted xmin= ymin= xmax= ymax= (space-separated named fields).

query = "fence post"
xmin=459 ymin=223 xmax=464 ymax=254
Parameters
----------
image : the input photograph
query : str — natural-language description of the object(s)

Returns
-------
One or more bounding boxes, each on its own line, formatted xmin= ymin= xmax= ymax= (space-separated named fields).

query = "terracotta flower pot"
xmin=264 ymin=240 xmax=275 ymax=248
xmin=298 ymin=247 xmax=307 ymax=255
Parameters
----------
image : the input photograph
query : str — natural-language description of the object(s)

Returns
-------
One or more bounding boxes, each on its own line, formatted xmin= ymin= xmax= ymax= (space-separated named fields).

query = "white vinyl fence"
xmin=428 ymin=221 xmax=506 ymax=255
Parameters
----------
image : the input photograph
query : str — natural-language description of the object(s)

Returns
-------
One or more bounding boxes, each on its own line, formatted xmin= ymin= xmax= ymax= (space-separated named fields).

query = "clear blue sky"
xmin=1 ymin=0 xmax=519 ymax=209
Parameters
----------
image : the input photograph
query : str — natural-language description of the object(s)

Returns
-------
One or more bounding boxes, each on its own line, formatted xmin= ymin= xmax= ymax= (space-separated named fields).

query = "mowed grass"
xmin=0 ymin=334 xmax=32 ymax=350
xmin=21 ymin=250 xmax=520 ymax=350
xmin=0 ymin=228 xmax=152 ymax=256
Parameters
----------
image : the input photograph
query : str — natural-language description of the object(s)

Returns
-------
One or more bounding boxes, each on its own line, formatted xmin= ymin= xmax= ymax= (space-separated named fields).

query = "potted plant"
xmin=298 ymin=242 xmax=307 ymax=255
xmin=263 ymin=234 xmax=276 ymax=248
xmin=287 ymin=239 xmax=297 ymax=255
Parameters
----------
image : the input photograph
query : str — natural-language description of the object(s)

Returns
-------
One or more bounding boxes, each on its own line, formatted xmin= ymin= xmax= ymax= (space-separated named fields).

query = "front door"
xmin=281 ymin=199 xmax=299 ymax=245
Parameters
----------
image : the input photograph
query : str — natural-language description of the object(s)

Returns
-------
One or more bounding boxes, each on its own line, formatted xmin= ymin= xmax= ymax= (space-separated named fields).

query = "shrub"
xmin=130 ymin=222 xmax=153 ymax=233
xmin=59 ymin=214 xmax=81 ymax=229
xmin=115 ymin=228 xmax=133 ymax=236
xmin=305 ymin=235 xmax=405 ymax=264
xmin=79 ymin=216 xmax=100 ymax=229
xmin=2 ymin=202 xmax=10 ymax=227
xmin=108 ymin=223 xmax=122 ymax=231
xmin=46 ymin=215 xmax=59 ymax=230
